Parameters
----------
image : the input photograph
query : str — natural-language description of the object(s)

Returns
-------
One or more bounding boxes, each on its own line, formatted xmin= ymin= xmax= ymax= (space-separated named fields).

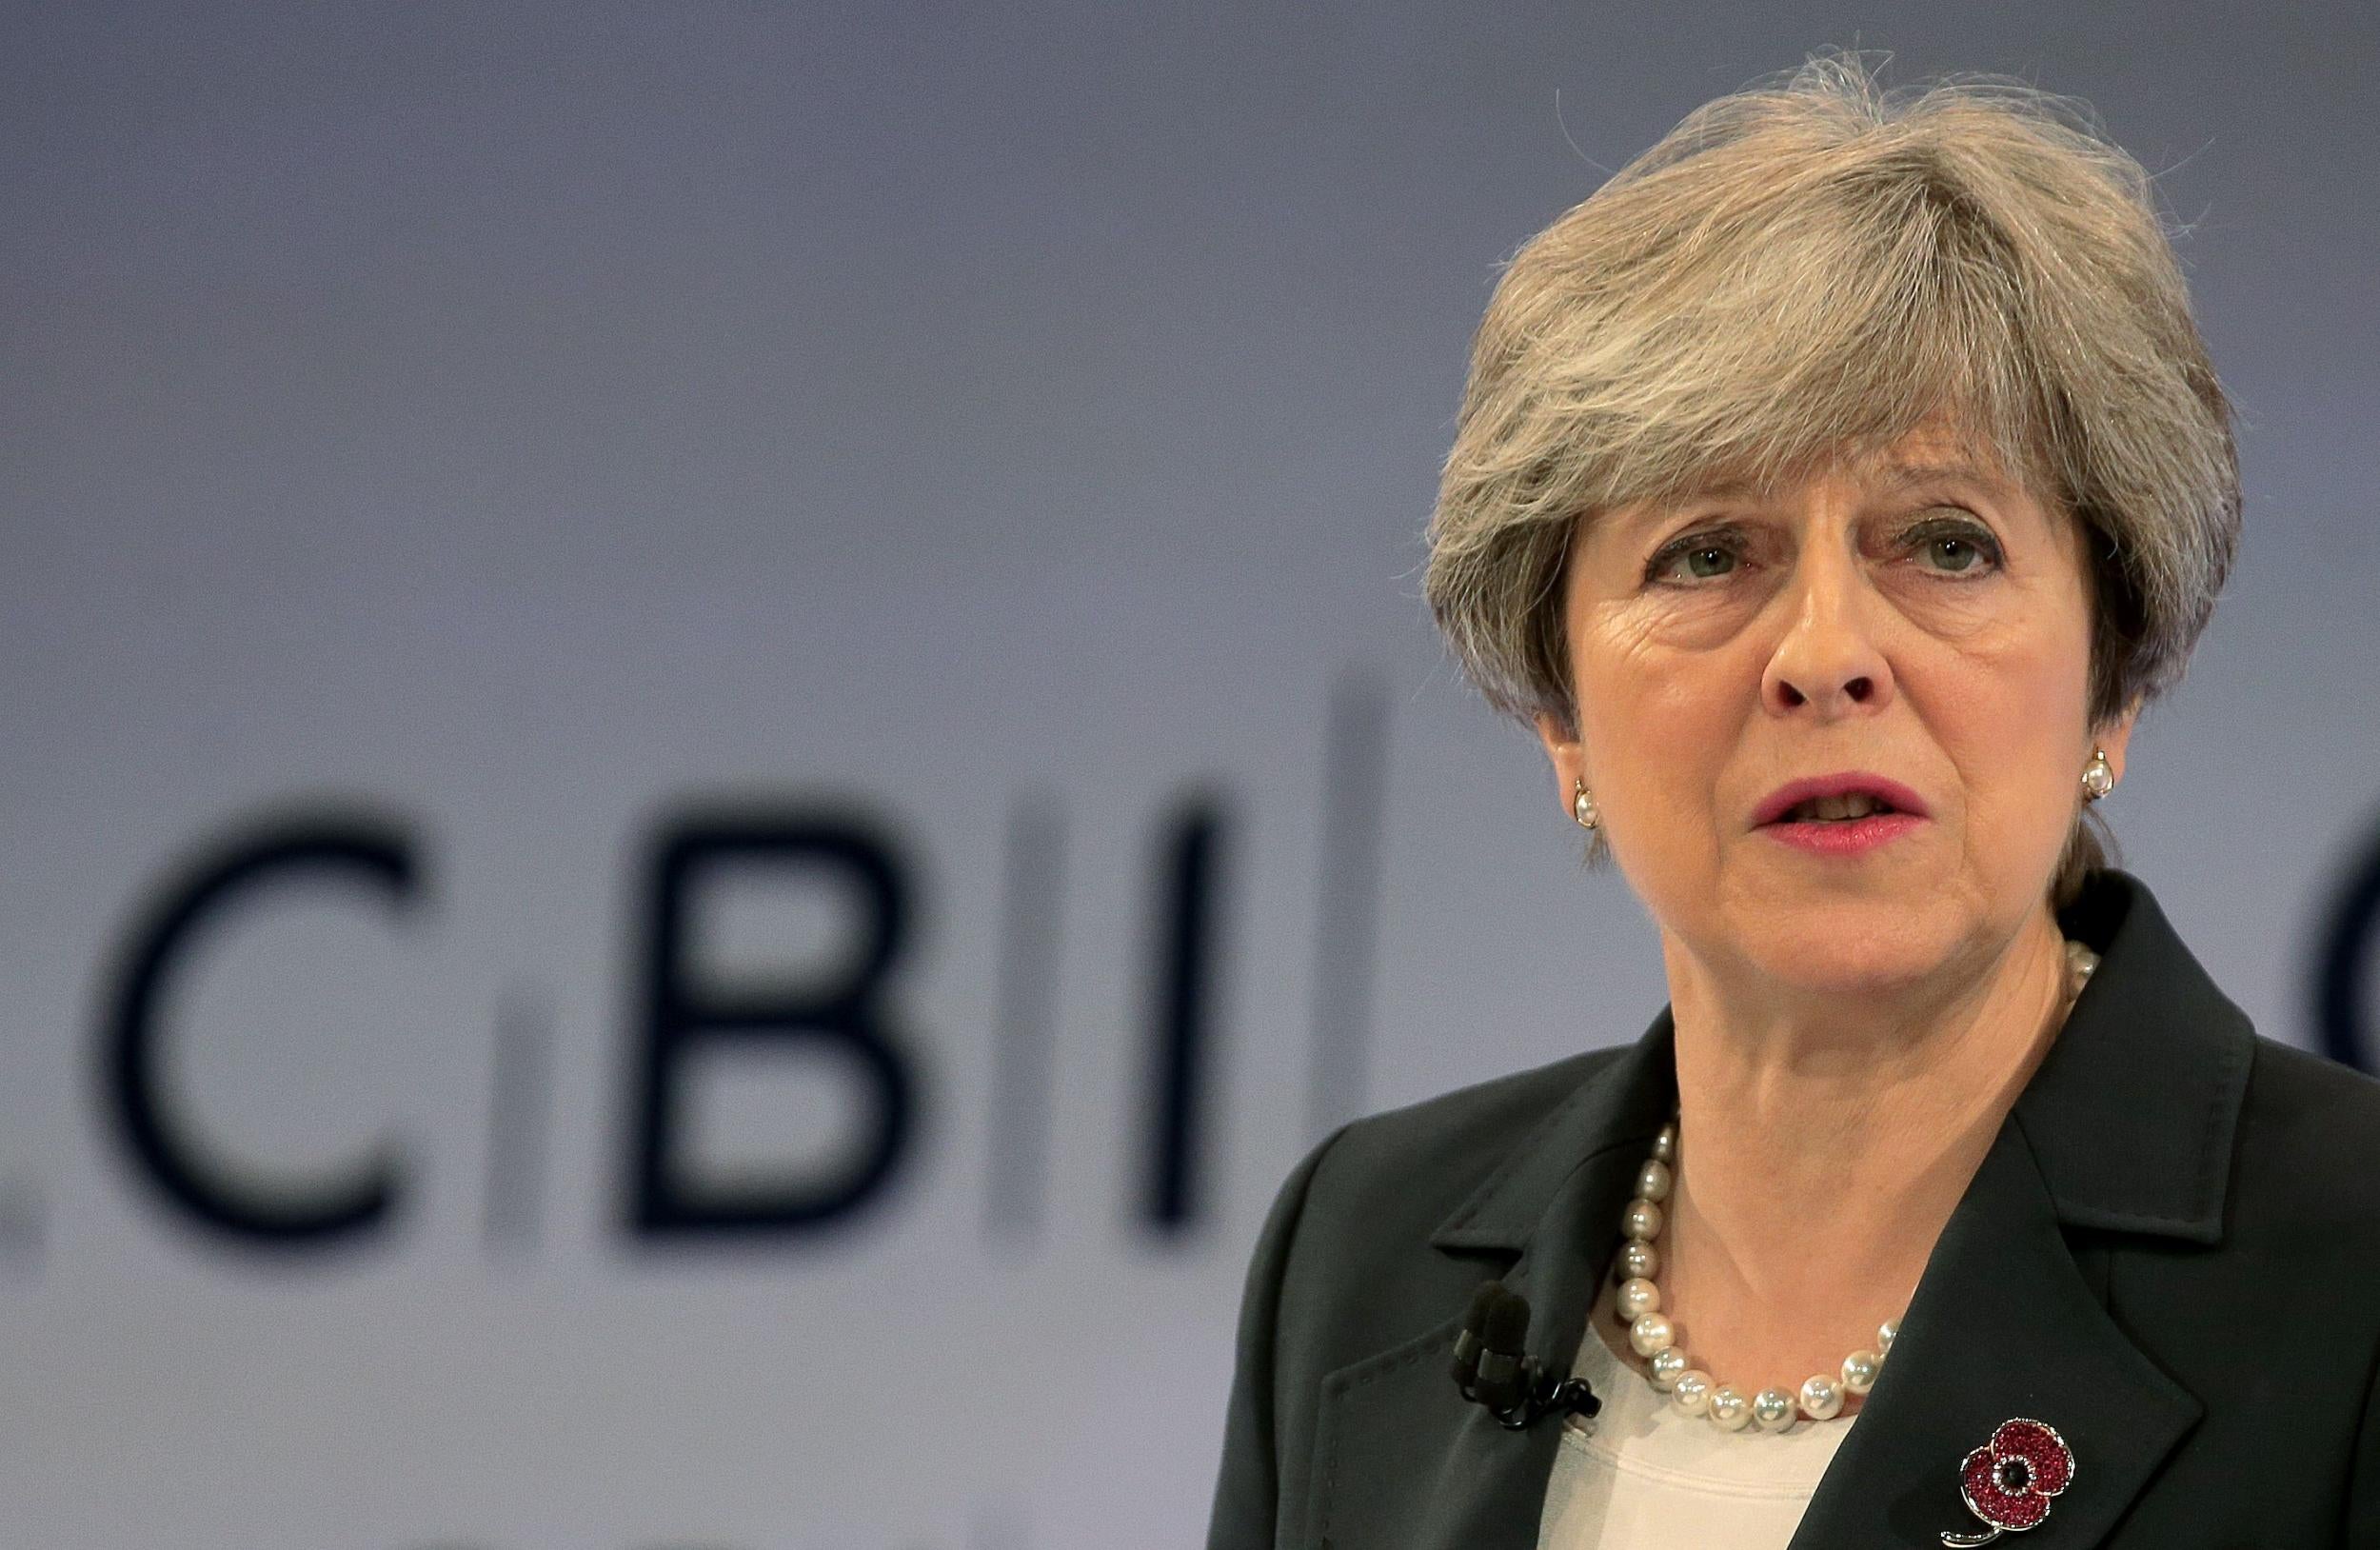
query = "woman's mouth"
xmin=1759 ymin=801 xmax=1927 ymax=855
xmin=1779 ymin=792 xmax=1899 ymax=824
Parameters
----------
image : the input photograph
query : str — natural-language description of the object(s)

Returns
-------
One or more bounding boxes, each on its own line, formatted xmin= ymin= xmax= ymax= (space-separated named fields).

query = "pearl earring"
xmin=2081 ymin=746 xmax=2115 ymax=802
xmin=1573 ymin=778 xmax=1600 ymax=830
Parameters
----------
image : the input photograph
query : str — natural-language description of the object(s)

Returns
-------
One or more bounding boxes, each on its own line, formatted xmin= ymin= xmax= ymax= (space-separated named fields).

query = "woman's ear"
xmin=1536 ymin=709 xmax=1585 ymax=812
xmin=2096 ymin=697 xmax=2143 ymax=784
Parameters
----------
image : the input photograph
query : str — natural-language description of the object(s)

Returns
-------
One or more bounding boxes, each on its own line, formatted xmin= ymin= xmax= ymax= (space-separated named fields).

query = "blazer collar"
xmin=1416 ymin=868 xmax=2251 ymax=1550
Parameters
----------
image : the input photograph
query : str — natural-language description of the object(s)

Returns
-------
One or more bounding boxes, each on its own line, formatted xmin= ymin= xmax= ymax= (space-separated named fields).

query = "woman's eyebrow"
xmin=1874 ymin=457 xmax=2013 ymax=493
xmin=1615 ymin=457 xmax=2018 ymax=533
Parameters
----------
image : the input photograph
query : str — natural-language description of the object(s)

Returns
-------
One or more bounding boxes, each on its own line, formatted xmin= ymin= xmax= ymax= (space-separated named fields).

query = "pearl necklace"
xmin=1606 ymin=937 xmax=2102 ymax=1434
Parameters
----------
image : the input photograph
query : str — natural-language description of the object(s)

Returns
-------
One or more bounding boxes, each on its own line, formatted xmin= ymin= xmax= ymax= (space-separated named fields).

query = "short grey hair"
xmin=1423 ymin=53 xmax=2240 ymax=905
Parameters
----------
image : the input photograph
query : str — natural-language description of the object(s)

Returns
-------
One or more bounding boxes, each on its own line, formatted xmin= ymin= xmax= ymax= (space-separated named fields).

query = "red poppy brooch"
xmin=1940 ymin=1418 xmax=2075 ymax=1546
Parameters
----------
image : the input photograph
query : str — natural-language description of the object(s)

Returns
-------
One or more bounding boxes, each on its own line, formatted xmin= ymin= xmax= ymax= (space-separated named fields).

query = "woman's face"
xmin=1536 ymin=422 xmax=2137 ymax=1000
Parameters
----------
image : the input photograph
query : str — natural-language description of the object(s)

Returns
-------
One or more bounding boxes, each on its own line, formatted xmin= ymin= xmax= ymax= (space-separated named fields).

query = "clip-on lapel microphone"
xmin=1449 ymin=1281 xmax=1603 ymax=1430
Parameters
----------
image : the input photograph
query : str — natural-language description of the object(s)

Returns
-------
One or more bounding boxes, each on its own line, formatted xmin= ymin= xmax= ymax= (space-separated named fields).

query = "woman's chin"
xmin=1732 ymin=917 xmax=1952 ymax=995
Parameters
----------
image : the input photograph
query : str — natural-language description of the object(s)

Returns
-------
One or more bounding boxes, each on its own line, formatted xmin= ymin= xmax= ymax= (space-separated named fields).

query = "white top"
xmin=1536 ymin=1316 xmax=1857 ymax=1549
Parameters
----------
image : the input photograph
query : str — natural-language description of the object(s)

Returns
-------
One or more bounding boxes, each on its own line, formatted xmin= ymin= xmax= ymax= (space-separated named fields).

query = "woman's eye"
xmin=1648 ymin=535 xmax=1742 ymax=585
xmin=1644 ymin=517 xmax=1998 ymax=586
xmin=1923 ymin=537 xmax=1983 ymax=571
xmin=1906 ymin=521 xmax=2003 ymax=576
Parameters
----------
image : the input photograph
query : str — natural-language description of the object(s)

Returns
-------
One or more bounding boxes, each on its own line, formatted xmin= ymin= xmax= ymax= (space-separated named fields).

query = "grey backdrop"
xmin=6 ymin=4 xmax=2377 ymax=1548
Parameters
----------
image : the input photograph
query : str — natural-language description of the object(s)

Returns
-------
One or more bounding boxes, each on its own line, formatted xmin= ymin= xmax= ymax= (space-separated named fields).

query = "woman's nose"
xmin=1760 ymin=549 xmax=1894 ymax=719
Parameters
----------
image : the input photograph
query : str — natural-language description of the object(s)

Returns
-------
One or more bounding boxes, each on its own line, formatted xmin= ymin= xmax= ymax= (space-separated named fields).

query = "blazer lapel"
xmin=1379 ymin=1011 xmax=1679 ymax=1550
xmin=1793 ymin=869 xmax=2251 ymax=1547
xmin=1783 ymin=1115 xmax=2201 ymax=1548
xmin=1406 ymin=1144 xmax=1653 ymax=1550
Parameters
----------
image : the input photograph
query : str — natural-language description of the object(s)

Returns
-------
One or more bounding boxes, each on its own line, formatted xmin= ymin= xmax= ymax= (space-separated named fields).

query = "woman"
xmin=1205 ymin=56 xmax=2380 ymax=1550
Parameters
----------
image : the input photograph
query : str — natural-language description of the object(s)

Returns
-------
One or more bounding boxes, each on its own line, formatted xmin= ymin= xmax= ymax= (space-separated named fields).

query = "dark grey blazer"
xmin=1205 ymin=868 xmax=2380 ymax=1549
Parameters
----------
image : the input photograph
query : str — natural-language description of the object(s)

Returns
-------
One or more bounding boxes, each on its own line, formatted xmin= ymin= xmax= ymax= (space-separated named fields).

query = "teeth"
xmin=1790 ymin=793 xmax=1890 ymax=823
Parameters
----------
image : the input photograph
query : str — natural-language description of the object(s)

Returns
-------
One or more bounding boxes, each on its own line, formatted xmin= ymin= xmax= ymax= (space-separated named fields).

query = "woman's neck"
xmin=1644 ymin=910 xmax=2077 ymax=1407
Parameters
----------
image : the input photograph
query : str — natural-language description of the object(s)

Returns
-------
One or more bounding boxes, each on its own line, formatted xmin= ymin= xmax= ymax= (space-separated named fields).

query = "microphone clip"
xmin=1448 ymin=1281 xmax=1602 ymax=1431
